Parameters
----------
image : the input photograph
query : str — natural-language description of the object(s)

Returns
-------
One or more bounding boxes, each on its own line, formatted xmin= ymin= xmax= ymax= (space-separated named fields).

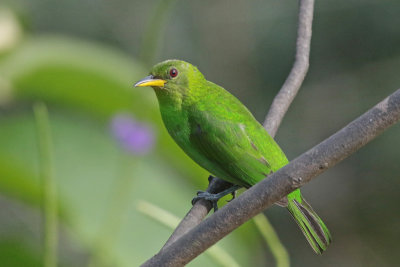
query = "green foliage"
xmin=0 ymin=240 xmax=42 ymax=267
xmin=0 ymin=36 xmax=209 ymax=183
xmin=0 ymin=36 xmax=265 ymax=266
xmin=34 ymin=102 xmax=58 ymax=267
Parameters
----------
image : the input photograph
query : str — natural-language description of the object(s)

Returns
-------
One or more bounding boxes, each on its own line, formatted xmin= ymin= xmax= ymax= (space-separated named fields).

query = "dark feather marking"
xmin=300 ymin=198 xmax=332 ymax=243
xmin=261 ymin=170 xmax=273 ymax=177
xmin=257 ymin=156 xmax=271 ymax=167
xmin=196 ymin=124 xmax=202 ymax=135
xmin=250 ymin=141 xmax=258 ymax=151
xmin=294 ymin=200 xmax=328 ymax=246
xmin=287 ymin=205 xmax=323 ymax=254
xmin=302 ymin=220 xmax=324 ymax=254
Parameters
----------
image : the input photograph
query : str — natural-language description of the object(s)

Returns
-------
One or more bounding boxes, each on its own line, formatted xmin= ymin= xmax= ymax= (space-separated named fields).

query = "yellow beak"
xmin=134 ymin=75 xmax=166 ymax=87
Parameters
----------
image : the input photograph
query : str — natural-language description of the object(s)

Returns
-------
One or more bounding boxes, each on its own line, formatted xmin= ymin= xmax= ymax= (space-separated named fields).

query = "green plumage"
xmin=137 ymin=59 xmax=331 ymax=254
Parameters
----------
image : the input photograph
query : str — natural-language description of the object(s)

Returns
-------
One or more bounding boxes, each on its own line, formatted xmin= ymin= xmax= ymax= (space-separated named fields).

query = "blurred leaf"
xmin=0 ymin=240 xmax=42 ymax=267
xmin=0 ymin=35 xmax=151 ymax=119
xmin=0 ymin=156 xmax=41 ymax=206
xmin=0 ymin=35 xmax=208 ymax=185
xmin=0 ymin=110 xmax=265 ymax=266
xmin=0 ymin=35 xmax=267 ymax=266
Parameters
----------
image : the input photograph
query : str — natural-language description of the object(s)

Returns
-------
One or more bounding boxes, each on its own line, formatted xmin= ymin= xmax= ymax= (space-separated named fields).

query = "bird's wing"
xmin=188 ymin=109 xmax=273 ymax=187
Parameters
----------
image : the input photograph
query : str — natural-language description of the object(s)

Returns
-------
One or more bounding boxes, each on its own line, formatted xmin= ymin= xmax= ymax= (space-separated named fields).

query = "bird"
xmin=134 ymin=59 xmax=331 ymax=254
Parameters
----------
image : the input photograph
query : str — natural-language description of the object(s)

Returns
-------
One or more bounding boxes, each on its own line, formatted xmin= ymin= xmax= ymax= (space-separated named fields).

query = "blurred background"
xmin=0 ymin=0 xmax=400 ymax=266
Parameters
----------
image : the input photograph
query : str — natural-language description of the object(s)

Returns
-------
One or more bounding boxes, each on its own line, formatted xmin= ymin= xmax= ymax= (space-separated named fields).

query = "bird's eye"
xmin=169 ymin=68 xmax=178 ymax=78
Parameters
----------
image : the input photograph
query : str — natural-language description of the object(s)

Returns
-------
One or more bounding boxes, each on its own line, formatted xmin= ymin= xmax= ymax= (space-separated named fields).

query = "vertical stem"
xmin=253 ymin=214 xmax=289 ymax=267
xmin=263 ymin=0 xmax=315 ymax=137
xmin=139 ymin=0 xmax=178 ymax=66
xmin=88 ymin=154 xmax=136 ymax=267
xmin=34 ymin=102 xmax=58 ymax=267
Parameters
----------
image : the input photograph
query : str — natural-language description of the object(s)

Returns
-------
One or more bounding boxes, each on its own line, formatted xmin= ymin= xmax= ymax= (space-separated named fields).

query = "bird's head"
xmin=134 ymin=60 xmax=204 ymax=96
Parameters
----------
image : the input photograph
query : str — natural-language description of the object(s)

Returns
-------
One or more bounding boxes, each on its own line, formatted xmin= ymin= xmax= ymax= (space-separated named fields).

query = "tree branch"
xmin=157 ymin=0 xmax=315 ymax=250
xmin=161 ymin=177 xmax=233 ymax=249
xmin=143 ymin=89 xmax=400 ymax=266
xmin=263 ymin=0 xmax=314 ymax=136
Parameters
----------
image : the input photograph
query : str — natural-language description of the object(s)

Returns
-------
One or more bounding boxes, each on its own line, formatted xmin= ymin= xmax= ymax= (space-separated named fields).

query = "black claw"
xmin=191 ymin=185 xmax=242 ymax=212
xmin=191 ymin=190 xmax=220 ymax=211
xmin=213 ymin=202 xmax=219 ymax=211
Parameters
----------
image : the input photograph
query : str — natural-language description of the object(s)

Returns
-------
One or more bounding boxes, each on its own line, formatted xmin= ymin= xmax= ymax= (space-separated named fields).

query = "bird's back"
xmin=141 ymin=59 xmax=331 ymax=254
xmin=161 ymin=80 xmax=289 ymax=187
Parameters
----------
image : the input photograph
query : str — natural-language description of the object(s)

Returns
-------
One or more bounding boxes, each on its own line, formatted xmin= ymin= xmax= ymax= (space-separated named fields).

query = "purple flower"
xmin=110 ymin=114 xmax=156 ymax=155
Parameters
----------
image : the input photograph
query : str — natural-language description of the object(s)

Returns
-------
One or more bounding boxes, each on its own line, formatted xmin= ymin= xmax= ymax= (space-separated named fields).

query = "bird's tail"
xmin=286 ymin=193 xmax=331 ymax=254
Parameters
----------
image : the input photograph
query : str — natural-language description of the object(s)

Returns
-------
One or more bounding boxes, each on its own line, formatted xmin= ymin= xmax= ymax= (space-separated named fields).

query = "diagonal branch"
xmin=143 ymin=89 xmax=400 ymax=266
xmin=158 ymin=0 xmax=315 ymax=250
xmin=161 ymin=177 xmax=233 ymax=248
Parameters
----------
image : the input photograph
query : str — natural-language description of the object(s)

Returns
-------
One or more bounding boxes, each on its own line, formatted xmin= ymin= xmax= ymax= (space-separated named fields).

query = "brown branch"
xmin=157 ymin=0 xmax=316 ymax=251
xmin=263 ymin=0 xmax=314 ymax=136
xmin=161 ymin=177 xmax=232 ymax=249
xmin=143 ymin=89 xmax=400 ymax=266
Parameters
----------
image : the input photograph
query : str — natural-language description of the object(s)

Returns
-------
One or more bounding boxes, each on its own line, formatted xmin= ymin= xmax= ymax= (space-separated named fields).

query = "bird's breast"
xmin=159 ymin=104 xmax=191 ymax=147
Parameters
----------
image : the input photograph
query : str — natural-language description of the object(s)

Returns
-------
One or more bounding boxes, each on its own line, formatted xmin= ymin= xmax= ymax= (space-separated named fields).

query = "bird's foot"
xmin=191 ymin=185 xmax=241 ymax=212
xmin=191 ymin=191 xmax=220 ymax=211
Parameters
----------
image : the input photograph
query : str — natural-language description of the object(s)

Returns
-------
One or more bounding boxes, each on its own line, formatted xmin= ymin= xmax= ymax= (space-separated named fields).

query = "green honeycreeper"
xmin=135 ymin=59 xmax=331 ymax=254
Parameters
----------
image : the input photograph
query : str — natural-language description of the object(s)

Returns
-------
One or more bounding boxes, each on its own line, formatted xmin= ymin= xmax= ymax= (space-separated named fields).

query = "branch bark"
xmin=143 ymin=89 xmax=400 ymax=266
xmin=157 ymin=0 xmax=315 ymax=251
xmin=161 ymin=177 xmax=233 ymax=249
xmin=263 ymin=0 xmax=314 ymax=136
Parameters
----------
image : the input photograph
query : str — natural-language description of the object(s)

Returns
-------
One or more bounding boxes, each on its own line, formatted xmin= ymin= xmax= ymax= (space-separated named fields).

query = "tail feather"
xmin=287 ymin=195 xmax=331 ymax=254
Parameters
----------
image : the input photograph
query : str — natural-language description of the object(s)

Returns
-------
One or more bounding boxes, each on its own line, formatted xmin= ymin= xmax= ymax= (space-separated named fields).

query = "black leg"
xmin=192 ymin=185 xmax=242 ymax=211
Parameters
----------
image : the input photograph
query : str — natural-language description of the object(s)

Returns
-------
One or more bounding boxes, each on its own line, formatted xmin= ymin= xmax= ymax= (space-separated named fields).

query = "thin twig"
xmin=263 ymin=0 xmax=314 ymax=136
xmin=253 ymin=214 xmax=289 ymax=267
xmin=34 ymin=103 xmax=58 ymax=267
xmin=139 ymin=0 xmax=178 ymax=66
xmin=158 ymin=0 xmax=315 ymax=251
xmin=142 ymin=89 xmax=400 ymax=266
xmin=88 ymin=155 xmax=136 ymax=267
